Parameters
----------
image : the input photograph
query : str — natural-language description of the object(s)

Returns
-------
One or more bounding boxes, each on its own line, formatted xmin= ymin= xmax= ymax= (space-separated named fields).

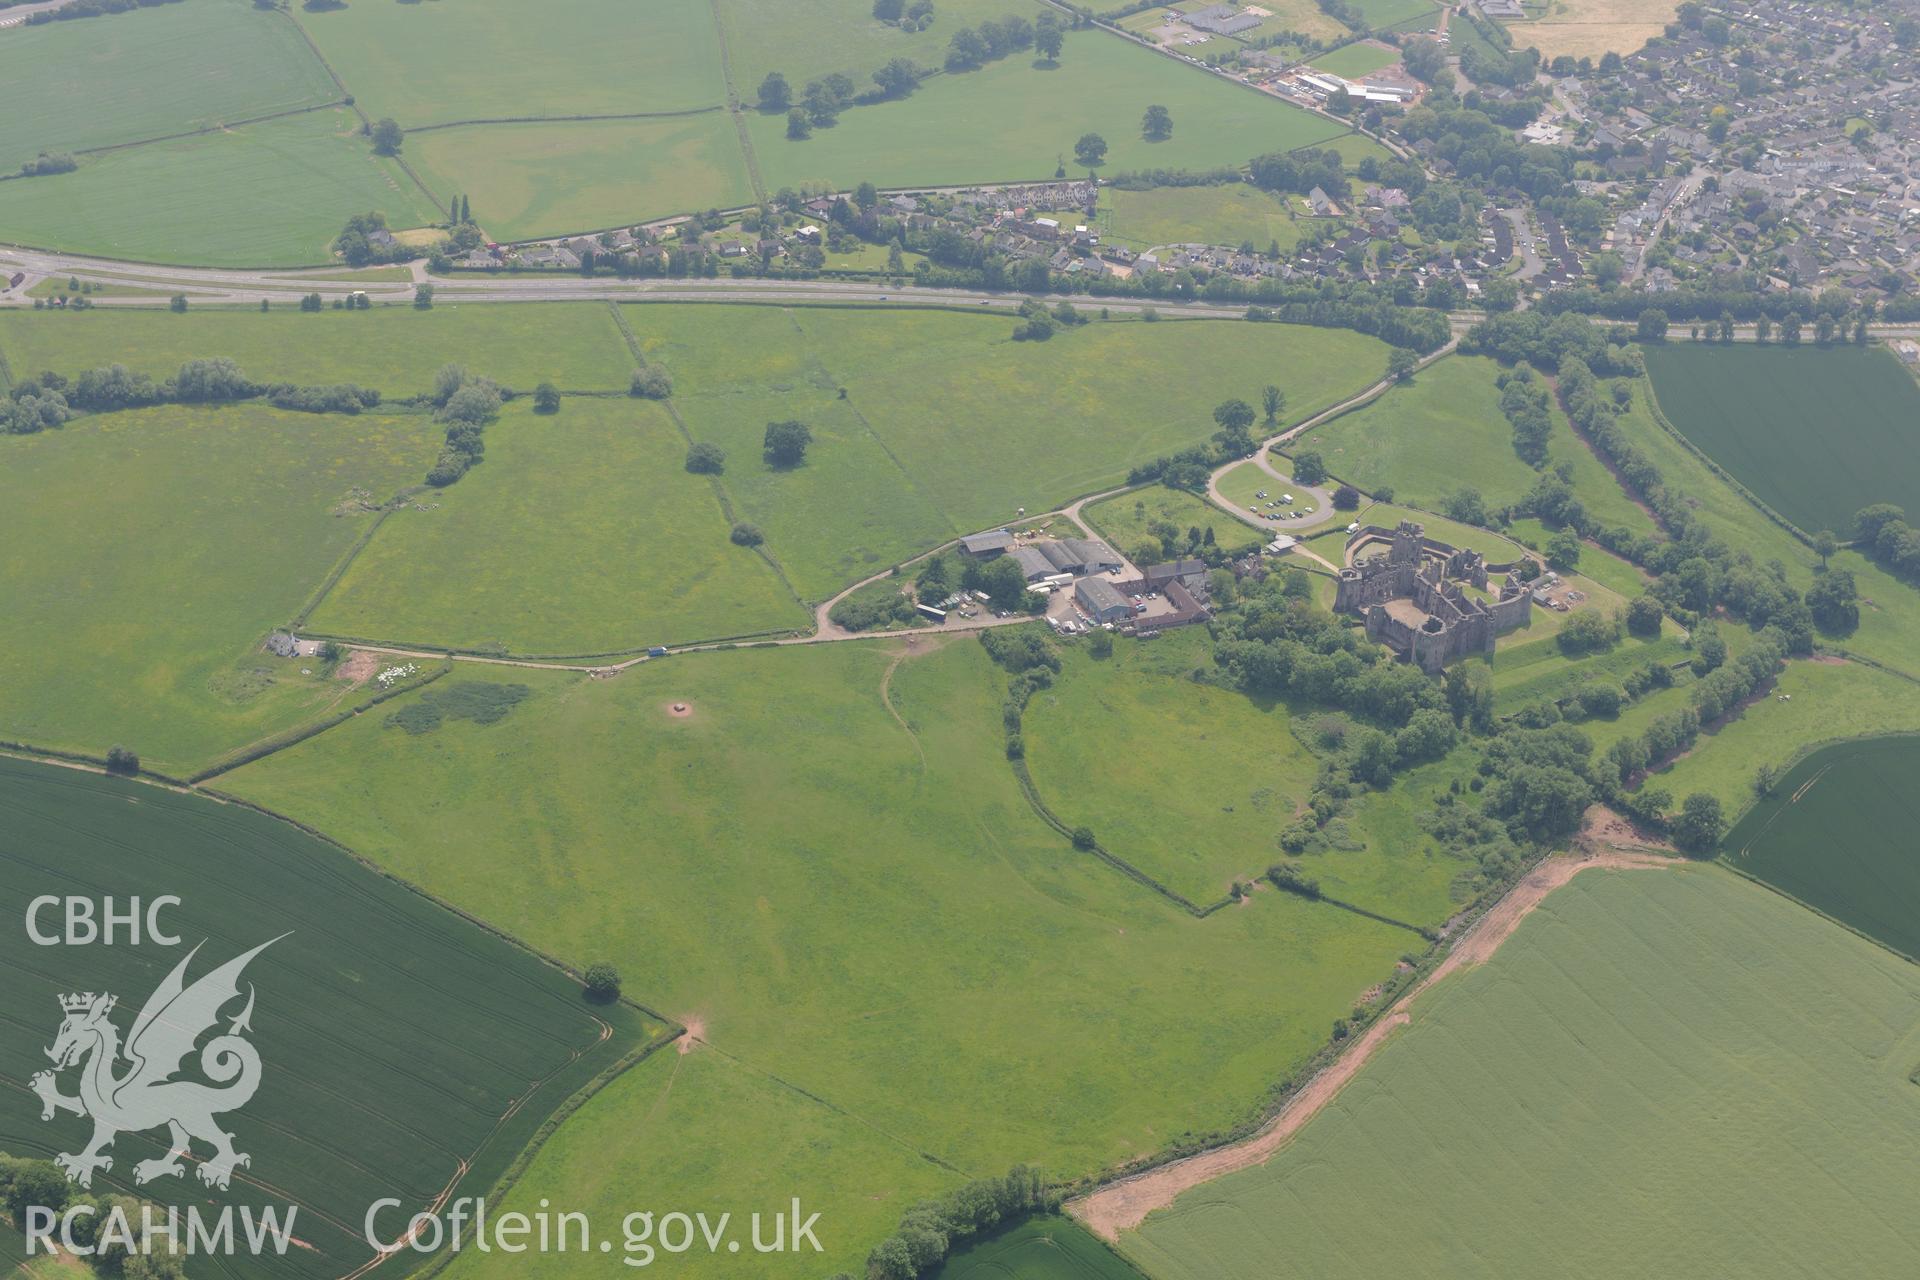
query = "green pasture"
xmin=931 ymin=1216 xmax=1142 ymax=1280
xmin=1123 ymin=865 xmax=1920 ymax=1280
xmin=0 ymin=303 xmax=636 ymax=393
xmin=0 ymin=403 xmax=442 ymax=775
xmin=444 ymin=1046 xmax=953 ymax=1280
xmin=0 ymin=108 xmax=439 ymax=268
xmin=1348 ymin=0 xmax=1444 ymax=30
xmin=749 ymin=30 xmax=1374 ymax=192
xmin=1488 ymin=627 xmax=1682 ymax=715
xmin=630 ymin=305 xmax=1387 ymax=599
xmin=408 ymin=114 xmax=755 ymax=243
xmin=292 ymin=0 xmax=726 ymax=127
xmin=1309 ymin=41 xmax=1401 ymax=78
xmin=309 ymin=399 xmax=807 ymax=654
xmin=0 ymin=0 xmax=338 ymax=171
xmin=1721 ymin=733 xmax=1920 ymax=959
xmin=1098 ymin=184 xmax=1306 ymax=252
xmin=223 ymin=638 xmax=1418 ymax=1201
xmin=1084 ymin=485 xmax=1266 ymax=561
xmin=0 ymin=756 xmax=659 ymax=1280
xmin=1292 ymin=354 xmax=1659 ymax=539
xmin=1642 ymin=343 xmax=1920 ymax=537
xmin=718 ymin=0 xmax=1050 ymax=91
xmin=1022 ymin=629 xmax=1325 ymax=903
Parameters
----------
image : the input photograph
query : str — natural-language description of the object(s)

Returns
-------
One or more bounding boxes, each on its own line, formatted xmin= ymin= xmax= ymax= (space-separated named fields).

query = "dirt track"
xmin=1068 ymin=846 xmax=1680 ymax=1242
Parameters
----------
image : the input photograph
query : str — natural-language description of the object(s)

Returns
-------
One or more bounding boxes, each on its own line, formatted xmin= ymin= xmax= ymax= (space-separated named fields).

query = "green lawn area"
xmin=1291 ymin=354 xmax=1659 ymax=540
xmin=1084 ymin=485 xmax=1266 ymax=562
xmin=1212 ymin=460 xmax=1340 ymax=534
xmin=0 ymin=756 xmax=659 ymax=1280
xmin=292 ymin=0 xmax=726 ymax=127
xmin=408 ymin=114 xmax=755 ymax=243
xmin=1642 ymin=343 xmax=1920 ymax=537
xmin=1307 ymin=500 xmax=1531 ymax=564
xmin=0 ymin=303 xmax=637 ymax=394
xmin=0 ymin=0 xmax=338 ymax=171
xmin=749 ymin=29 xmax=1374 ymax=192
xmin=222 ymin=638 xmax=1418 ymax=1252
xmin=1348 ymin=0 xmax=1444 ymax=30
xmin=0 ymin=108 xmax=439 ymax=267
xmin=1022 ymin=629 xmax=1325 ymax=903
xmin=308 ymin=399 xmax=807 ymax=654
xmin=631 ymin=306 xmax=1387 ymax=600
xmin=0 ymin=403 xmax=443 ymax=777
xmin=1309 ymin=41 xmax=1401 ymax=78
xmin=1098 ymin=184 xmax=1307 ymax=252
xmin=1122 ymin=865 xmax=1920 ymax=1279
xmin=1722 ymin=733 xmax=1920 ymax=959
xmin=719 ymin=0 xmax=1050 ymax=91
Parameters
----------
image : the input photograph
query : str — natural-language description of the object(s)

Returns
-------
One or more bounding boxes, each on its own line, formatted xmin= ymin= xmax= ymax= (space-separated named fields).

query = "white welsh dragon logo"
xmin=31 ymin=937 xmax=283 ymax=1191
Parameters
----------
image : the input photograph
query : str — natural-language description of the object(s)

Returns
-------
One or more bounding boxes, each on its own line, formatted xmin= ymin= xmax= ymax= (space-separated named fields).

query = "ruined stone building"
xmin=1333 ymin=521 xmax=1533 ymax=673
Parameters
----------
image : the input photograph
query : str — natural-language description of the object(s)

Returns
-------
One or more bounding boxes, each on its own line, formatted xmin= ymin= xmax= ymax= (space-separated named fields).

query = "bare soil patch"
xmin=1068 ymin=847 xmax=1682 ymax=1241
xmin=335 ymin=649 xmax=380 ymax=686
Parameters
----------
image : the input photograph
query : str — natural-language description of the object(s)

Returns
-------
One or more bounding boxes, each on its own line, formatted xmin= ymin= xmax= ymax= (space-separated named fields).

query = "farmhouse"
xmin=1334 ymin=521 xmax=1532 ymax=673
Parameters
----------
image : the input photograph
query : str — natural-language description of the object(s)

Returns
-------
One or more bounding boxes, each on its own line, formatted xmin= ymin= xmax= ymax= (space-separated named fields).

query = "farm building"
xmin=1184 ymin=4 xmax=1263 ymax=35
xmin=1010 ymin=538 xmax=1125 ymax=582
xmin=959 ymin=529 xmax=1016 ymax=557
xmin=265 ymin=630 xmax=299 ymax=658
xmin=1076 ymin=577 xmax=1134 ymax=625
xmin=1142 ymin=558 xmax=1208 ymax=592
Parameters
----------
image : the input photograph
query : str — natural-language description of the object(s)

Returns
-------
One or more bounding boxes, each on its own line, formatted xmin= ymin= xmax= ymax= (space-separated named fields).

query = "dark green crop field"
xmin=0 ymin=757 xmax=662 ymax=1278
xmin=1642 ymin=344 xmax=1920 ymax=536
xmin=932 ymin=1216 xmax=1143 ymax=1280
xmin=1722 ymin=734 xmax=1920 ymax=960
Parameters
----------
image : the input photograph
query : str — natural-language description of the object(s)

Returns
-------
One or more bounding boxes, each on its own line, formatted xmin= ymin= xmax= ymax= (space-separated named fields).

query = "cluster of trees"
xmin=918 ymin=548 xmax=1040 ymax=614
xmin=1397 ymin=99 xmax=1573 ymax=204
xmin=1462 ymin=311 xmax=1640 ymax=378
xmin=18 ymin=151 xmax=77 ymax=177
xmin=1248 ymin=147 xmax=1349 ymax=200
xmin=3 ymin=358 xmax=383 ymax=431
xmin=334 ymin=212 xmax=406 ymax=267
xmin=945 ymin=12 xmax=1055 ymax=71
xmin=20 ymin=0 xmax=182 ymax=24
xmin=1 ymin=1150 xmax=185 ymax=1276
xmin=630 ymin=366 xmax=672 ymax=399
xmin=300 ymin=290 xmax=373 ymax=312
xmin=426 ymin=365 xmax=504 ymax=487
xmin=1855 ymin=504 xmax=1920 ymax=583
xmin=1010 ymin=295 xmax=1088 ymax=341
xmin=1496 ymin=363 xmax=1554 ymax=466
xmin=870 ymin=0 xmax=934 ymax=30
xmin=865 ymin=1166 xmax=1055 ymax=1279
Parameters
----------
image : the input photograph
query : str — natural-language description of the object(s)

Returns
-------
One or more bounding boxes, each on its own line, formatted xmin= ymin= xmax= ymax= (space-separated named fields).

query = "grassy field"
xmin=408 ymin=114 xmax=756 ymax=242
xmin=631 ymin=306 xmax=1388 ymax=600
xmin=0 ymin=303 xmax=637 ymax=393
xmin=0 ymin=0 xmax=338 ymax=171
xmin=0 ymin=403 xmax=443 ymax=775
xmin=931 ymin=1216 xmax=1142 ymax=1280
xmin=1643 ymin=344 xmax=1920 ymax=536
xmin=308 ymin=399 xmax=807 ymax=654
xmin=1722 ymin=733 xmax=1920 ymax=959
xmin=442 ymin=1045 xmax=954 ymax=1280
xmin=1500 ymin=0 xmax=1677 ymax=60
xmin=0 ymin=755 xmax=659 ymax=1280
xmin=1097 ymin=184 xmax=1306 ymax=252
xmin=719 ymin=0 xmax=1050 ymax=90
xmin=0 ymin=108 xmax=439 ymax=267
xmin=1122 ymin=865 xmax=1920 ymax=1279
xmin=292 ymin=0 xmax=726 ymax=126
xmin=749 ymin=29 xmax=1374 ymax=193
xmin=1022 ymin=629 xmax=1325 ymax=903
xmin=1291 ymin=354 xmax=1659 ymax=540
xmin=1309 ymin=41 xmax=1402 ymax=78
xmin=1084 ymin=485 xmax=1268 ymax=561
xmin=1343 ymin=0 xmax=1443 ymax=30
xmin=222 ymin=639 xmax=1420 ymax=1226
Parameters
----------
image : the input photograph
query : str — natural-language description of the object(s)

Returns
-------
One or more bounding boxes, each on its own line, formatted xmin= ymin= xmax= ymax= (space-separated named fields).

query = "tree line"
xmin=3 ymin=357 xmax=381 ymax=434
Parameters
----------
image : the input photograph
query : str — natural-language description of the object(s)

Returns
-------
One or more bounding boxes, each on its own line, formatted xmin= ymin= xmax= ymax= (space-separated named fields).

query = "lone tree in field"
xmin=757 ymin=71 xmax=791 ymax=112
xmin=532 ymin=382 xmax=561 ymax=414
xmin=786 ymin=108 xmax=812 ymax=140
xmin=630 ymin=366 xmax=672 ymax=399
xmin=685 ymin=442 xmax=725 ymax=474
xmin=105 ymin=746 xmax=139 ymax=776
xmin=1142 ymin=104 xmax=1173 ymax=141
xmin=1672 ymin=792 xmax=1725 ymax=854
xmin=1212 ymin=399 xmax=1256 ymax=453
xmin=763 ymin=419 xmax=813 ymax=467
xmin=370 ymin=118 xmax=404 ymax=156
xmin=1262 ymin=384 xmax=1285 ymax=425
xmin=583 ymin=964 xmax=621 ymax=1002
xmin=1073 ymin=132 xmax=1108 ymax=168
xmin=1387 ymin=347 xmax=1419 ymax=382
xmin=1035 ymin=13 xmax=1064 ymax=62
xmin=1332 ymin=484 xmax=1361 ymax=510
xmin=1291 ymin=450 xmax=1328 ymax=486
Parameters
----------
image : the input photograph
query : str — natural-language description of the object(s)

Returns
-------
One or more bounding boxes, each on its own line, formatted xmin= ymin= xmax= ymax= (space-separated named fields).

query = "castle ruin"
xmin=1333 ymin=521 xmax=1533 ymax=674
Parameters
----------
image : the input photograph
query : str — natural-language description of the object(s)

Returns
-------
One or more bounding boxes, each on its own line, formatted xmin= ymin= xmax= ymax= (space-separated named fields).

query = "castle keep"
xmin=1333 ymin=521 xmax=1533 ymax=673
